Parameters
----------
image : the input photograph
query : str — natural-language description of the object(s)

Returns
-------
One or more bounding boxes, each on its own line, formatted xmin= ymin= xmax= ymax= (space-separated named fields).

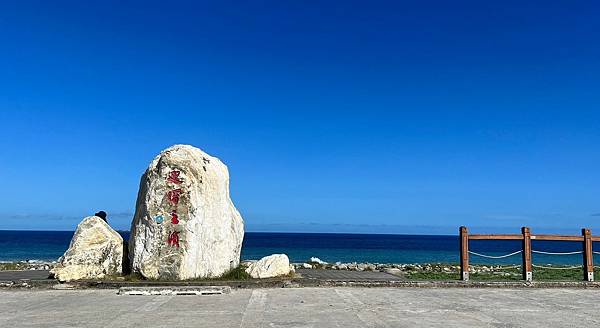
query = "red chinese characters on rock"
xmin=165 ymin=170 xmax=184 ymax=248
xmin=167 ymin=188 xmax=182 ymax=206
xmin=167 ymin=170 xmax=183 ymax=184
xmin=167 ymin=231 xmax=180 ymax=248
xmin=170 ymin=211 xmax=179 ymax=225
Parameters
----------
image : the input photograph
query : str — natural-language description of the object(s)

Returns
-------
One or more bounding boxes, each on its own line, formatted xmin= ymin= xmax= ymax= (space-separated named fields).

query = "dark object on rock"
xmin=95 ymin=211 xmax=107 ymax=222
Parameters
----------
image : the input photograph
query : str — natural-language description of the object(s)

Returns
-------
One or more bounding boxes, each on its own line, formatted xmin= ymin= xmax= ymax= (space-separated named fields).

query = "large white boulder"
xmin=129 ymin=145 xmax=244 ymax=280
xmin=51 ymin=216 xmax=123 ymax=281
xmin=245 ymin=254 xmax=293 ymax=279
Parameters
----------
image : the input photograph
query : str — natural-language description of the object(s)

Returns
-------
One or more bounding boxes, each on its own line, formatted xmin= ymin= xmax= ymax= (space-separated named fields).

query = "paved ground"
xmin=2 ymin=288 xmax=599 ymax=327
xmin=296 ymin=268 xmax=400 ymax=280
xmin=0 ymin=270 xmax=50 ymax=281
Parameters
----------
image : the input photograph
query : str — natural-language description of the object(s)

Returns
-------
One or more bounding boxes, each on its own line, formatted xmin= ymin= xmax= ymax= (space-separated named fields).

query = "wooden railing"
xmin=459 ymin=226 xmax=597 ymax=282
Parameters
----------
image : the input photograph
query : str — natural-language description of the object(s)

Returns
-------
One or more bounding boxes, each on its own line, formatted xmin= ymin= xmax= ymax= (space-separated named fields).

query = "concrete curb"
xmin=117 ymin=286 xmax=231 ymax=295
xmin=3 ymin=278 xmax=600 ymax=290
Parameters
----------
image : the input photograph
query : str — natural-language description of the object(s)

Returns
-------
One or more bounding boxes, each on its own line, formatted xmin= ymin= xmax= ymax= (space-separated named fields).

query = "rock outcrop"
xmin=245 ymin=254 xmax=293 ymax=279
xmin=51 ymin=216 xmax=123 ymax=281
xmin=129 ymin=145 xmax=244 ymax=280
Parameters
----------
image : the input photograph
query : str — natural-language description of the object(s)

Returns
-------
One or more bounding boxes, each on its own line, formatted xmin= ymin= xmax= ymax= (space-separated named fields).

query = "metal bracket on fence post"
xmin=583 ymin=228 xmax=594 ymax=282
xmin=460 ymin=226 xmax=469 ymax=281
xmin=522 ymin=227 xmax=532 ymax=282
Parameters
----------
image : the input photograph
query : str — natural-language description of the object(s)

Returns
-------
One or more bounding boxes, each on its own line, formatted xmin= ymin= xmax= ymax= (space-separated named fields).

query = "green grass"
xmin=101 ymin=267 xmax=253 ymax=282
xmin=532 ymin=267 xmax=600 ymax=281
xmin=405 ymin=266 xmax=600 ymax=282
xmin=216 ymin=266 xmax=252 ymax=280
xmin=0 ymin=263 xmax=23 ymax=271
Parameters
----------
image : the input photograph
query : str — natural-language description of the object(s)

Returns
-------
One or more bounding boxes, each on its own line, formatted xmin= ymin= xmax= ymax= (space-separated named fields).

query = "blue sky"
xmin=1 ymin=1 xmax=599 ymax=234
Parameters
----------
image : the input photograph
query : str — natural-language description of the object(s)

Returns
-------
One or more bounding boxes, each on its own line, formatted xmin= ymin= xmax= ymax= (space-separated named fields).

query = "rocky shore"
xmin=292 ymin=260 xmax=517 ymax=275
xmin=2 ymin=258 xmax=576 ymax=281
xmin=1 ymin=259 xmax=515 ymax=278
xmin=0 ymin=260 xmax=510 ymax=273
xmin=0 ymin=261 xmax=57 ymax=271
xmin=244 ymin=257 xmax=521 ymax=277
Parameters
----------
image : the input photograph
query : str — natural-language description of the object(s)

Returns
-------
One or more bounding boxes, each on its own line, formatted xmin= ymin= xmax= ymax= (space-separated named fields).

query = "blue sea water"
xmin=1 ymin=231 xmax=597 ymax=265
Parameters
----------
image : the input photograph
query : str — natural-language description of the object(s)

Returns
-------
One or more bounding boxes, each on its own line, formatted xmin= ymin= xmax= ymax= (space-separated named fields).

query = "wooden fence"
xmin=459 ymin=226 xmax=598 ymax=282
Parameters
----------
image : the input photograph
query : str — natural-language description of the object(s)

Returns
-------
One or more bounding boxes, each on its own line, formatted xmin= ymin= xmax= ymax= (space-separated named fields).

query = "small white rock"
xmin=245 ymin=254 xmax=292 ymax=279
xmin=384 ymin=268 xmax=403 ymax=276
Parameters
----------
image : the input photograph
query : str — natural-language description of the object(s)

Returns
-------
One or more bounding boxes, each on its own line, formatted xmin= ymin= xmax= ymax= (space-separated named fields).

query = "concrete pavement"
xmin=0 ymin=270 xmax=51 ymax=281
xmin=2 ymin=287 xmax=599 ymax=327
xmin=296 ymin=268 xmax=399 ymax=280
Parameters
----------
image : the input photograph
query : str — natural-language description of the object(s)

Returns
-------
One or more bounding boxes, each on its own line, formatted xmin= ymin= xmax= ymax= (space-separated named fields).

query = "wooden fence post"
xmin=582 ymin=228 xmax=594 ymax=282
xmin=522 ymin=227 xmax=532 ymax=282
xmin=460 ymin=226 xmax=469 ymax=281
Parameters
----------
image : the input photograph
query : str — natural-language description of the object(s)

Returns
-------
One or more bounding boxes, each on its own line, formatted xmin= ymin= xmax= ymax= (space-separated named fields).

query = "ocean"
xmin=1 ymin=231 xmax=597 ymax=265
